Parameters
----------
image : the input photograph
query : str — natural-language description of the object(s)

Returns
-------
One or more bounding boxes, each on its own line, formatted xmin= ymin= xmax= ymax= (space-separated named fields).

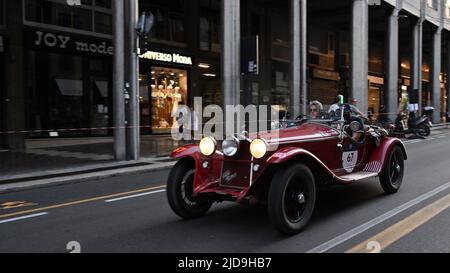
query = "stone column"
xmin=350 ymin=0 xmax=369 ymax=114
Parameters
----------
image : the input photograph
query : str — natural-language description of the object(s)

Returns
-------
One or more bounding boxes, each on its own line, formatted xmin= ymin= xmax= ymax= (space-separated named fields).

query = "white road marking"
xmin=0 ymin=212 xmax=49 ymax=224
xmin=104 ymin=189 xmax=166 ymax=203
xmin=306 ymin=181 xmax=450 ymax=253
xmin=403 ymin=140 xmax=422 ymax=145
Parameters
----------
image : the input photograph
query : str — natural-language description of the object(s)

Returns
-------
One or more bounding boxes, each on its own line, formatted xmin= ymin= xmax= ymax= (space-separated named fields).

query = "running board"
xmin=339 ymin=171 xmax=379 ymax=183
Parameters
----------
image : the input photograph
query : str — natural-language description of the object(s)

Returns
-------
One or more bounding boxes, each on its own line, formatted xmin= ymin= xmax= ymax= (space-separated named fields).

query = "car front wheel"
xmin=379 ymin=146 xmax=405 ymax=194
xmin=167 ymin=159 xmax=213 ymax=219
xmin=268 ymin=163 xmax=316 ymax=235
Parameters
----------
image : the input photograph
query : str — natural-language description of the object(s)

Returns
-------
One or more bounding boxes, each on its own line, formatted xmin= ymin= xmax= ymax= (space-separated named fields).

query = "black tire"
xmin=379 ymin=146 xmax=405 ymax=194
xmin=167 ymin=159 xmax=213 ymax=219
xmin=268 ymin=163 xmax=316 ymax=235
xmin=418 ymin=124 xmax=431 ymax=137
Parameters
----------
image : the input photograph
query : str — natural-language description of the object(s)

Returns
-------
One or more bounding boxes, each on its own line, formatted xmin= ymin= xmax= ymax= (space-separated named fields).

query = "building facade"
xmin=1 ymin=0 xmax=450 ymax=154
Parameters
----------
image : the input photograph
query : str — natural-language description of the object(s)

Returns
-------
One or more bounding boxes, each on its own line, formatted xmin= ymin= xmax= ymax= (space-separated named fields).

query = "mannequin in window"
xmin=170 ymin=86 xmax=183 ymax=124
xmin=154 ymin=85 xmax=168 ymax=108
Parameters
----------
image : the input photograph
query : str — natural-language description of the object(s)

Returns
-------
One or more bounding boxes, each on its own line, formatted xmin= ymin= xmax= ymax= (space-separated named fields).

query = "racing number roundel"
xmin=342 ymin=150 xmax=358 ymax=173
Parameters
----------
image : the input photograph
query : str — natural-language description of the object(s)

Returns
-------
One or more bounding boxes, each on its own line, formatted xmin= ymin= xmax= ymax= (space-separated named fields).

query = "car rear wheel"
xmin=379 ymin=146 xmax=404 ymax=194
xmin=268 ymin=163 xmax=316 ymax=235
xmin=167 ymin=159 xmax=213 ymax=219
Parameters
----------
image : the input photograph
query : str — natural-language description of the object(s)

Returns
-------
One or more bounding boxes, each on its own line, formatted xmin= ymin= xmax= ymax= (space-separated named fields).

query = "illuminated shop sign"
xmin=139 ymin=50 xmax=193 ymax=66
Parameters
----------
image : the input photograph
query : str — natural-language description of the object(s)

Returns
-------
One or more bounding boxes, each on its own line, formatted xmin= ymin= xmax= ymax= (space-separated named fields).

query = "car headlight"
xmin=222 ymin=136 xmax=240 ymax=157
xmin=199 ymin=137 xmax=217 ymax=156
xmin=250 ymin=138 xmax=268 ymax=159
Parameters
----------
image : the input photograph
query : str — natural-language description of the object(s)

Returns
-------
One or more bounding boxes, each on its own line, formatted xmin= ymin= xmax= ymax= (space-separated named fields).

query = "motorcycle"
xmin=391 ymin=107 xmax=434 ymax=138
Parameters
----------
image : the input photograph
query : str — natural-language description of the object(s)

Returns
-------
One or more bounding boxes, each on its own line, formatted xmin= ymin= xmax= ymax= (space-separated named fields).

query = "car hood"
xmin=251 ymin=122 xmax=340 ymax=144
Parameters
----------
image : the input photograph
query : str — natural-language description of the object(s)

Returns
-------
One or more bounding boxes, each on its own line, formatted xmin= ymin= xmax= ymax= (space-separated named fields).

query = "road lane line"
xmin=0 ymin=185 xmax=166 ymax=220
xmin=404 ymin=140 xmax=422 ymax=145
xmin=105 ymin=189 xmax=166 ymax=203
xmin=306 ymin=181 xmax=450 ymax=253
xmin=0 ymin=212 xmax=49 ymax=224
xmin=347 ymin=192 xmax=450 ymax=253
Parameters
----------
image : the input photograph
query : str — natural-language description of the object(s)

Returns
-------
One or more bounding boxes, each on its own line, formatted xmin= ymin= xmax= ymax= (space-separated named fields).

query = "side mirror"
xmin=136 ymin=12 xmax=154 ymax=38
xmin=349 ymin=121 xmax=361 ymax=132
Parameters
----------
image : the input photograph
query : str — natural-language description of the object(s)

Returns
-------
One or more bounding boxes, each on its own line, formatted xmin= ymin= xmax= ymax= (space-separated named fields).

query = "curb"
xmin=0 ymin=162 xmax=175 ymax=194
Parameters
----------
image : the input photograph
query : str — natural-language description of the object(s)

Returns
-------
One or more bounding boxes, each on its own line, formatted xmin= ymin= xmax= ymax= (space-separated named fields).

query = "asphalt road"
xmin=1 ymin=132 xmax=450 ymax=253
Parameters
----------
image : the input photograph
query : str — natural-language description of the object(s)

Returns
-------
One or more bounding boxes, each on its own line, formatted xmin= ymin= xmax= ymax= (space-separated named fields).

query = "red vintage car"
xmin=166 ymin=113 xmax=407 ymax=235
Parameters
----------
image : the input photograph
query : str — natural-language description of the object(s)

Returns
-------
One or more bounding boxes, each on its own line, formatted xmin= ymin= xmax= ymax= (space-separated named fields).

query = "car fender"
xmin=367 ymin=138 xmax=407 ymax=173
xmin=267 ymin=147 xmax=338 ymax=179
xmin=171 ymin=144 xmax=202 ymax=161
xmin=171 ymin=144 xmax=224 ymax=193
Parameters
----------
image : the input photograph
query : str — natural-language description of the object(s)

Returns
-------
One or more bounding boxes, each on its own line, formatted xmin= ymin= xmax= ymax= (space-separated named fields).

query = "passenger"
xmin=343 ymin=104 xmax=365 ymax=142
xmin=349 ymin=98 xmax=365 ymax=118
xmin=309 ymin=100 xmax=324 ymax=119
xmin=328 ymin=95 xmax=343 ymax=115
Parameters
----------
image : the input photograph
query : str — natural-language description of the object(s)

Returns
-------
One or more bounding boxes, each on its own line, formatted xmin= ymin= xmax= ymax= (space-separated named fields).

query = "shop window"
xmin=200 ymin=0 xmax=220 ymax=52
xmin=271 ymin=62 xmax=290 ymax=114
xmin=140 ymin=0 xmax=187 ymax=46
xmin=0 ymin=0 xmax=5 ymax=28
xmin=200 ymin=0 xmax=220 ymax=10
xmin=24 ymin=0 xmax=112 ymax=35
xmin=140 ymin=67 xmax=188 ymax=134
xmin=139 ymin=75 xmax=152 ymax=134
xmin=199 ymin=17 xmax=210 ymax=51
xmin=199 ymin=71 xmax=221 ymax=107
xmin=94 ymin=11 xmax=112 ymax=34
xmin=94 ymin=0 xmax=111 ymax=9
xmin=199 ymin=16 xmax=220 ymax=52
xmin=27 ymin=51 xmax=112 ymax=138
xmin=271 ymin=9 xmax=290 ymax=63
xmin=171 ymin=14 xmax=186 ymax=43
xmin=309 ymin=28 xmax=335 ymax=70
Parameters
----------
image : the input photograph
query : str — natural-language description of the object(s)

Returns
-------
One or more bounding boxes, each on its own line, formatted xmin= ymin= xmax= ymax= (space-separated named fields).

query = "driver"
xmin=343 ymin=104 xmax=365 ymax=142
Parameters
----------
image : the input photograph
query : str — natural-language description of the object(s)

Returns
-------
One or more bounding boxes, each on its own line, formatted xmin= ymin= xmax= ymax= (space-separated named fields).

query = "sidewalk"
xmin=0 ymin=135 xmax=186 ymax=185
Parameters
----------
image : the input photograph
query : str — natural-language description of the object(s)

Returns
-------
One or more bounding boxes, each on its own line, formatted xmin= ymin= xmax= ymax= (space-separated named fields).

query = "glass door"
xmin=139 ymin=74 xmax=151 ymax=135
xmin=88 ymin=58 xmax=112 ymax=136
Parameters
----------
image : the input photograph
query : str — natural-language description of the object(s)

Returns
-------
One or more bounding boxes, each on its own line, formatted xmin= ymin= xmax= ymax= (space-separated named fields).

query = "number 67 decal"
xmin=342 ymin=151 xmax=358 ymax=173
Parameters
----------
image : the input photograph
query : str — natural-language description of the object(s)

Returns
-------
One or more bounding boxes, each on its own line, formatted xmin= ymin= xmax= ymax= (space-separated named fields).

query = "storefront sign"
xmin=312 ymin=68 xmax=340 ymax=81
xmin=139 ymin=50 xmax=193 ymax=66
xmin=26 ymin=29 xmax=113 ymax=56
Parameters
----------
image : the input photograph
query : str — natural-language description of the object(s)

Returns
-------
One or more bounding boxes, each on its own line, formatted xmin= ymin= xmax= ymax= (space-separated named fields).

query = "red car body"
xmin=168 ymin=120 xmax=407 ymax=235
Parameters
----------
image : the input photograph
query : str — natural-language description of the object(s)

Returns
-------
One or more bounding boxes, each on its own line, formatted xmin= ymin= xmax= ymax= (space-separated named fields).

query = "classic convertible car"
xmin=166 ymin=107 xmax=407 ymax=235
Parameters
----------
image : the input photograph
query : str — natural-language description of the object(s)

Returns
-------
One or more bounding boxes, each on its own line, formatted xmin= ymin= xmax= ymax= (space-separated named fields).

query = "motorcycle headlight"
xmin=199 ymin=137 xmax=217 ymax=157
xmin=222 ymin=136 xmax=240 ymax=157
xmin=250 ymin=138 xmax=268 ymax=159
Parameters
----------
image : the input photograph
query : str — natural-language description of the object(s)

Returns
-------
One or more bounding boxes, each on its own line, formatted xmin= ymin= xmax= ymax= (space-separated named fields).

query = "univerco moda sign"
xmin=27 ymin=29 xmax=113 ymax=56
xmin=139 ymin=50 xmax=193 ymax=66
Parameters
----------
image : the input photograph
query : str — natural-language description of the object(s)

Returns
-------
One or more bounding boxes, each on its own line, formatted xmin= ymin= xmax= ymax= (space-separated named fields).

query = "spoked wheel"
xmin=268 ymin=163 xmax=316 ymax=235
xmin=380 ymin=146 xmax=405 ymax=194
xmin=167 ymin=159 xmax=213 ymax=219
